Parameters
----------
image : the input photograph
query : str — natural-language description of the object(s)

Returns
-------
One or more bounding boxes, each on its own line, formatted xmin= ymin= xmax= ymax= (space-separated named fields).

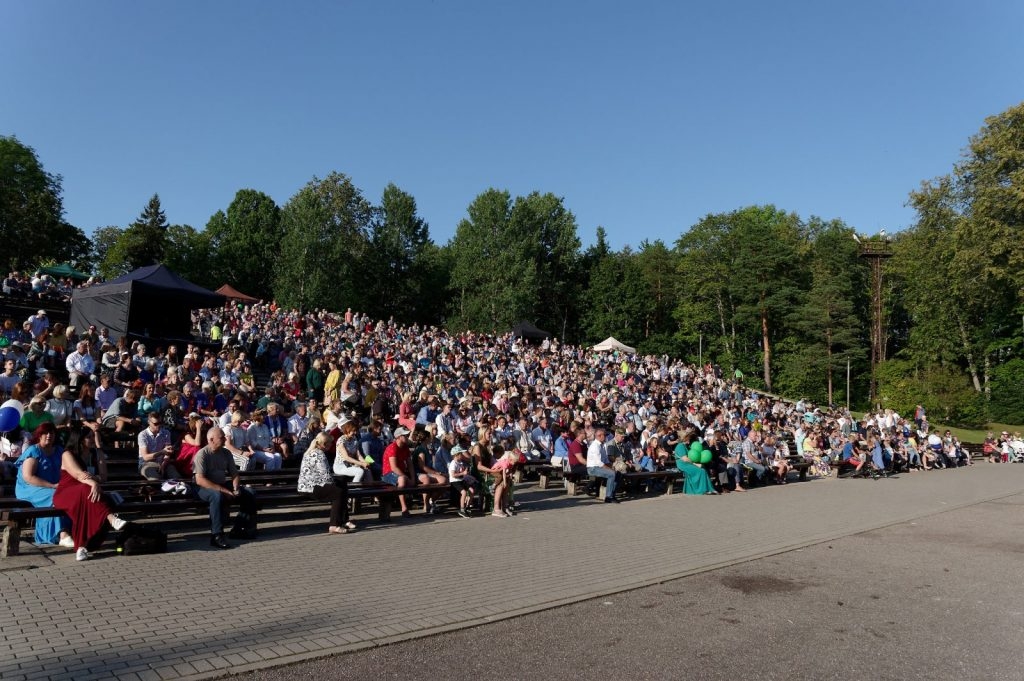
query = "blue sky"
xmin=3 ymin=1 xmax=1022 ymax=249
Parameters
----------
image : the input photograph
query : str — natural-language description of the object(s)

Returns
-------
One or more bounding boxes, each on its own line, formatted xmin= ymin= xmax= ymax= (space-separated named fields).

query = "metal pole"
xmin=846 ymin=358 xmax=851 ymax=410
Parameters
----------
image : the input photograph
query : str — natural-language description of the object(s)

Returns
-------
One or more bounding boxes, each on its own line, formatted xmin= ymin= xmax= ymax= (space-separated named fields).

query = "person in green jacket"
xmin=674 ymin=431 xmax=717 ymax=496
xmin=305 ymin=358 xmax=325 ymax=403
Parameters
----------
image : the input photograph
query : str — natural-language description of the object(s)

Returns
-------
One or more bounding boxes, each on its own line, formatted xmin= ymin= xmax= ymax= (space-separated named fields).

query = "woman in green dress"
xmin=674 ymin=431 xmax=717 ymax=495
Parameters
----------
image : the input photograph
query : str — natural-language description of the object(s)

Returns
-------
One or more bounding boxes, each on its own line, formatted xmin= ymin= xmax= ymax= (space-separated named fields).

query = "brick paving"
xmin=1 ymin=465 xmax=1022 ymax=680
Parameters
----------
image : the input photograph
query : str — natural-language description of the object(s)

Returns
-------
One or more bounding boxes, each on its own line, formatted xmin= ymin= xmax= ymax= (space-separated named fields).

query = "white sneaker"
xmin=109 ymin=515 xmax=127 ymax=531
xmin=58 ymin=535 xmax=75 ymax=548
xmin=75 ymin=547 xmax=89 ymax=561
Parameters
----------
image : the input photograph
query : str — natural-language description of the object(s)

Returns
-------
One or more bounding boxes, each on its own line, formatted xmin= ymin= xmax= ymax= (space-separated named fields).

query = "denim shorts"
xmin=382 ymin=471 xmax=401 ymax=485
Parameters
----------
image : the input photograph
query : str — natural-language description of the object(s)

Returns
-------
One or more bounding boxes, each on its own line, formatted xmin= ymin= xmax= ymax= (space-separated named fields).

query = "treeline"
xmin=1 ymin=103 xmax=1022 ymax=425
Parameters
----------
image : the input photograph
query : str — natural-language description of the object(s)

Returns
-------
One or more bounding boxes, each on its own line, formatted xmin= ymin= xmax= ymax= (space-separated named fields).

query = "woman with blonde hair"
xmin=298 ymin=431 xmax=355 ymax=534
xmin=397 ymin=391 xmax=417 ymax=431
xmin=47 ymin=384 xmax=75 ymax=435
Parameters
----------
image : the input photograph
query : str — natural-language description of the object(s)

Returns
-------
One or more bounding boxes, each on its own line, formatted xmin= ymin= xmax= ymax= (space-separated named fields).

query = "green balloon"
xmin=700 ymin=450 xmax=712 ymax=464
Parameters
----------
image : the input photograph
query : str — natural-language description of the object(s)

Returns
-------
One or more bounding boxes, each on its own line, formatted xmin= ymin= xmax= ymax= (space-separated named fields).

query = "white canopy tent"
xmin=591 ymin=336 xmax=636 ymax=354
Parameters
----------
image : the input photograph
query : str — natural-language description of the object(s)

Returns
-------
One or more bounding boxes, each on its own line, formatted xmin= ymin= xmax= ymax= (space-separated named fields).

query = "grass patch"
xmin=932 ymin=423 xmax=1023 ymax=444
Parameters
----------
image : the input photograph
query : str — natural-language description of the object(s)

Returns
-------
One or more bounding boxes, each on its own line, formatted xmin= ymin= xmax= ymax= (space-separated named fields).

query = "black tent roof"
xmin=509 ymin=320 xmax=551 ymax=340
xmin=75 ymin=264 xmax=224 ymax=307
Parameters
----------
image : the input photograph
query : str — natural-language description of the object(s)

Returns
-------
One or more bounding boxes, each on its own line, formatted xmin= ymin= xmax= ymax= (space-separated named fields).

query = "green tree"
xmin=509 ymin=192 xmax=582 ymax=340
xmin=730 ymin=205 xmax=806 ymax=393
xmin=634 ymin=239 xmax=678 ymax=343
xmin=105 ymin=194 xmax=169 ymax=274
xmin=675 ymin=212 xmax=743 ymax=370
xmin=206 ymin=189 xmax=280 ymax=299
xmin=275 ymin=172 xmax=373 ymax=311
xmin=582 ymin=249 xmax=629 ymax=343
xmin=0 ymin=136 xmax=91 ymax=272
xmin=448 ymin=189 xmax=536 ymax=332
xmin=783 ymin=219 xmax=868 ymax=405
xmin=163 ymin=224 xmax=214 ymax=288
xmin=364 ymin=183 xmax=431 ymax=321
xmin=91 ymin=226 xmax=123 ymax=278
xmin=949 ymin=102 xmax=1024 ymax=299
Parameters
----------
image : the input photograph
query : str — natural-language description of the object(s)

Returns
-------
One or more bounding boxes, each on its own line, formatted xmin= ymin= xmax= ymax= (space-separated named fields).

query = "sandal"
xmin=344 ymin=522 xmax=357 ymax=531
xmin=328 ymin=526 xmax=349 ymax=535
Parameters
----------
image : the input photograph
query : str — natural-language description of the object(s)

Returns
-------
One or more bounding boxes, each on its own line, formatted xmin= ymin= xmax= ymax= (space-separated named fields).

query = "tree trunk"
xmin=983 ymin=354 xmax=991 ymax=401
xmin=716 ymin=292 xmax=731 ymax=359
xmin=761 ymin=294 xmax=772 ymax=392
xmin=955 ymin=313 xmax=982 ymax=392
xmin=826 ymin=326 xmax=833 ymax=406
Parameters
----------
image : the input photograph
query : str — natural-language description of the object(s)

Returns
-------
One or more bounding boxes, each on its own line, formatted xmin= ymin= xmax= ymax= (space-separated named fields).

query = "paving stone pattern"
xmin=1 ymin=466 xmax=1022 ymax=680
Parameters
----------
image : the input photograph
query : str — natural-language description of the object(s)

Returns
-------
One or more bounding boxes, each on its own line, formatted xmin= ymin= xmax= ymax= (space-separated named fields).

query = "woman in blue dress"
xmin=15 ymin=422 xmax=73 ymax=546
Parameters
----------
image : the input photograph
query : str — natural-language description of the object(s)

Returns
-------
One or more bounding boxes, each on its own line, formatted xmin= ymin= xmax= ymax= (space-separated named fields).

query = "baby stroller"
xmin=1009 ymin=439 xmax=1024 ymax=464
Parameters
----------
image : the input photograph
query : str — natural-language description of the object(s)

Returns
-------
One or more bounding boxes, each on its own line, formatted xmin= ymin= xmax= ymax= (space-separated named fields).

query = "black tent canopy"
xmin=71 ymin=264 xmax=224 ymax=343
xmin=509 ymin=320 xmax=551 ymax=341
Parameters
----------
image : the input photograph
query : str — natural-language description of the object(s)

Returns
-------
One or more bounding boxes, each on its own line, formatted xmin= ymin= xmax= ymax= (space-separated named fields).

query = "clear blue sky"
xmin=3 ymin=1 xmax=1022 ymax=249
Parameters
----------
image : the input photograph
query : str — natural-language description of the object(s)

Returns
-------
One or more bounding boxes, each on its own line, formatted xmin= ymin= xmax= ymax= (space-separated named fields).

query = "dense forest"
xmin=2 ymin=104 xmax=1022 ymax=425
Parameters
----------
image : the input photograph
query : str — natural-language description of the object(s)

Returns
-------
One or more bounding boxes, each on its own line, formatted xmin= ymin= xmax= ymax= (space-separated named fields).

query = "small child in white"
xmin=447 ymin=445 xmax=479 ymax=518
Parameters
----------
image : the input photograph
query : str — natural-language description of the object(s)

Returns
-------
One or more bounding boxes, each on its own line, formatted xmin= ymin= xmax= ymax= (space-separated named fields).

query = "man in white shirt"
xmin=65 ymin=340 xmax=95 ymax=388
xmin=28 ymin=310 xmax=48 ymax=339
xmin=586 ymin=427 xmax=619 ymax=503
xmin=288 ymin=402 xmax=309 ymax=440
xmin=0 ymin=359 xmax=20 ymax=396
xmin=434 ymin=401 xmax=454 ymax=438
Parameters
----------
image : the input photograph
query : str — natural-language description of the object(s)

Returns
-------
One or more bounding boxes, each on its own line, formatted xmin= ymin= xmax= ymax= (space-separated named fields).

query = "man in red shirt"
xmin=382 ymin=426 xmax=415 ymax=517
xmin=566 ymin=421 xmax=591 ymax=495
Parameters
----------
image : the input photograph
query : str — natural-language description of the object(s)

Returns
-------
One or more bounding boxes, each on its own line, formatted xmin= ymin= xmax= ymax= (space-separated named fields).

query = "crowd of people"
xmin=1 ymin=271 xmax=100 ymax=303
xmin=1 ymin=300 xmax=1018 ymax=560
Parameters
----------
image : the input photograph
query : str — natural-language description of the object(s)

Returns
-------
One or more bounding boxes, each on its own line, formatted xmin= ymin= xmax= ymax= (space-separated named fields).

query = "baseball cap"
xmin=394 ymin=427 xmax=411 ymax=437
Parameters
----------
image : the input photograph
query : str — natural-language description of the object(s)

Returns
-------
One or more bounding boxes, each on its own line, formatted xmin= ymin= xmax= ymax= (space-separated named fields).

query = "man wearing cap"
xmin=7 ymin=341 xmax=29 ymax=372
xmin=382 ymin=426 xmax=416 ymax=517
xmin=28 ymin=310 xmax=48 ymax=339
xmin=65 ymin=340 xmax=95 ymax=388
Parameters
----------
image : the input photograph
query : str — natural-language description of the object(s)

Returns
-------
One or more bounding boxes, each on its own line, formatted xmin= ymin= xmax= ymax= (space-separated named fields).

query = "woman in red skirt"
xmin=53 ymin=432 xmax=127 ymax=561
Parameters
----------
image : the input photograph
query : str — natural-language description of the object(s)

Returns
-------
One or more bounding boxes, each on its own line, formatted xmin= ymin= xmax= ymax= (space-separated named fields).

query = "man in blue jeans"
xmin=193 ymin=427 xmax=258 ymax=549
xmin=586 ymin=427 xmax=620 ymax=504
xmin=740 ymin=430 xmax=767 ymax=485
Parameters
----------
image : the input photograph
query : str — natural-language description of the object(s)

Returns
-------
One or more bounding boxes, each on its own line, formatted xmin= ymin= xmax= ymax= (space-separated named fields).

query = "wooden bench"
xmin=0 ymin=479 xmax=449 ymax=557
xmin=512 ymin=460 xmax=551 ymax=484
xmin=787 ymin=460 xmax=813 ymax=481
xmin=615 ymin=470 xmax=681 ymax=496
xmin=536 ymin=464 xmax=563 ymax=490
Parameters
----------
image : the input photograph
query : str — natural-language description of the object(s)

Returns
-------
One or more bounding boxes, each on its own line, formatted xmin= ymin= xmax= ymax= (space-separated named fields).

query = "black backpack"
xmin=115 ymin=523 xmax=168 ymax=555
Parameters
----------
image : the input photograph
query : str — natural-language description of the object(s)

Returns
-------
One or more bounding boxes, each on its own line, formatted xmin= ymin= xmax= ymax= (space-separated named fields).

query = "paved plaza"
xmin=2 ymin=465 xmax=1023 ymax=681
